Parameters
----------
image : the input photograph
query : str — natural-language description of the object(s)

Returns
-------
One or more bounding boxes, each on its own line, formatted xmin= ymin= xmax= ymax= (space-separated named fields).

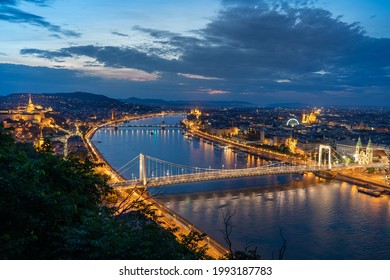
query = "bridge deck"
xmin=112 ymin=163 xmax=386 ymax=188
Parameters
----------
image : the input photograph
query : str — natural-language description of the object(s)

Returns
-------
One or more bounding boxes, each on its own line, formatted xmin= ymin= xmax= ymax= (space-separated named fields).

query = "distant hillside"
xmin=0 ymin=92 xmax=153 ymax=121
xmin=120 ymin=97 xmax=254 ymax=107
xmin=265 ymin=102 xmax=309 ymax=108
xmin=55 ymin=92 xmax=116 ymax=101
xmin=2 ymin=91 xmax=123 ymax=106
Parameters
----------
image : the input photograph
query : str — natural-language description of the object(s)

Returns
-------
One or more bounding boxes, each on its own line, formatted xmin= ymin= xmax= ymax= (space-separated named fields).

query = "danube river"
xmin=92 ymin=115 xmax=390 ymax=259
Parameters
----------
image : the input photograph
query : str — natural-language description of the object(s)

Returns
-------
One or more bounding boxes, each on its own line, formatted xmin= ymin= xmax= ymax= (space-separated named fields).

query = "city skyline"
xmin=1 ymin=0 xmax=390 ymax=106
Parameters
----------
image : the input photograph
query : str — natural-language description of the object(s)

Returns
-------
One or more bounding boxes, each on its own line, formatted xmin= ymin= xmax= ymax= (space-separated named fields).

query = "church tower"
xmin=26 ymin=94 xmax=35 ymax=113
xmin=35 ymin=128 xmax=45 ymax=149
xmin=355 ymin=136 xmax=362 ymax=157
xmin=366 ymin=138 xmax=373 ymax=163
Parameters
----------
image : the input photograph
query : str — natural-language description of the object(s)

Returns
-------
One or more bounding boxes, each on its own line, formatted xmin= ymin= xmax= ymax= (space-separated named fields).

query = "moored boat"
xmin=357 ymin=186 xmax=381 ymax=197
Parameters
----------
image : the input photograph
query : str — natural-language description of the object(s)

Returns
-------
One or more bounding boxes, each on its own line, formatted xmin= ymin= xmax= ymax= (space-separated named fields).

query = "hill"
xmin=0 ymin=92 xmax=154 ymax=121
xmin=120 ymin=97 xmax=254 ymax=108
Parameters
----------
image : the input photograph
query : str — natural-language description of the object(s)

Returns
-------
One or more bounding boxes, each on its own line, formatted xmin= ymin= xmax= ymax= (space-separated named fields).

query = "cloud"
xmin=206 ymin=89 xmax=230 ymax=95
xmin=313 ymin=70 xmax=330 ymax=75
xmin=81 ymin=66 xmax=159 ymax=82
xmin=2 ymin=0 xmax=51 ymax=7
xmin=16 ymin=1 xmax=390 ymax=105
xmin=20 ymin=48 xmax=74 ymax=62
xmin=111 ymin=31 xmax=129 ymax=37
xmin=178 ymin=73 xmax=223 ymax=80
xmin=21 ymin=45 xmax=179 ymax=73
xmin=0 ymin=1 xmax=80 ymax=37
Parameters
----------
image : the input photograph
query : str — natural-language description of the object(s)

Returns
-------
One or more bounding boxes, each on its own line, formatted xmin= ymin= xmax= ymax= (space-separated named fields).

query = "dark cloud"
xmin=24 ymin=0 xmax=50 ymax=6
xmin=0 ymin=1 xmax=80 ymax=37
xmin=222 ymin=0 xmax=318 ymax=8
xmin=15 ymin=2 xmax=390 ymax=105
xmin=111 ymin=31 xmax=129 ymax=37
xmin=132 ymin=25 xmax=203 ymax=56
xmin=133 ymin=25 xmax=179 ymax=39
xmin=22 ymin=45 xmax=180 ymax=73
xmin=21 ymin=48 xmax=74 ymax=61
xmin=1 ymin=0 xmax=51 ymax=6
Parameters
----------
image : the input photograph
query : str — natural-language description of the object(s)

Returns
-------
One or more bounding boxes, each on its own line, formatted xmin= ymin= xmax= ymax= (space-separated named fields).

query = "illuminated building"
xmin=190 ymin=109 xmax=202 ymax=119
xmin=354 ymin=136 xmax=373 ymax=164
xmin=34 ymin=128 xmax=45 ymax=149
xmin=210 ymin=127 xmax=239 ymax=137
xmin=302 ymin=109 xmax=320 ymax=124
xmin=285 ymin=133 xmax=298 ymax=154
xmin=26 ymin=94 xmax=35 ymax=113
xmin=0 ymin=95 xmax=51 ymax=124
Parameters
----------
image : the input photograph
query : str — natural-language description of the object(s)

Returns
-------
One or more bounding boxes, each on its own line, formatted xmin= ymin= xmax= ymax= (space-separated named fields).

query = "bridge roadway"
xmin=112 ymin=163 xmax=387 ymax=188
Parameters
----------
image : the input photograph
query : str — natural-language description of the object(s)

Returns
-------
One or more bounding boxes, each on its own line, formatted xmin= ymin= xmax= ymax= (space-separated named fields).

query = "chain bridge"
xmin=111 ymin=144 xmax=386 ymax=189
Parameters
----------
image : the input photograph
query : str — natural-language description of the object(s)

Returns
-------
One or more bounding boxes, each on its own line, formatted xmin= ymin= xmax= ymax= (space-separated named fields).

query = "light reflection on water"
xmin=92 ymin=115 xmax=390 ymax=259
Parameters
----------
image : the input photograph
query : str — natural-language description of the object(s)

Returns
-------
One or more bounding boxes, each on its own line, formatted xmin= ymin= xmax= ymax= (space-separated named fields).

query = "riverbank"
xmin=188 ymin=127 xmax=306 ymax=164
xmin=84 ymin=113 xmax=228 ymax=259
xmin=188 ymin=127 xmax=390 ymax=191
xmin=332 ymin=170 xmax=390 ymax=192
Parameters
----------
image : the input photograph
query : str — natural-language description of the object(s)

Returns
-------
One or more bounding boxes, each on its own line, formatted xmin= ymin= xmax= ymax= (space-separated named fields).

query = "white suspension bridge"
xmin=111 ymin=144 xmax=387 ymax=189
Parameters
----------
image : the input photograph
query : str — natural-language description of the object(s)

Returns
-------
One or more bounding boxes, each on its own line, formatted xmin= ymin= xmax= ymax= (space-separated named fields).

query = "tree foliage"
xmin=0 ymin=126 xmax=206 ymax=259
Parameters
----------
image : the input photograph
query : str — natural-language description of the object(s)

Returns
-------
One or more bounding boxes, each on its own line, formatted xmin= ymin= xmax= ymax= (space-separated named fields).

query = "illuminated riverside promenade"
xmin=84 ymin=113 xmax=228 ymax=259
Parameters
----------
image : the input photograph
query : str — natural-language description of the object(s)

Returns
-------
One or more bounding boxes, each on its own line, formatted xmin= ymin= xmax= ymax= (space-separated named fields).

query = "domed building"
xmin=26 ymin=94 xmax=35 ymax=113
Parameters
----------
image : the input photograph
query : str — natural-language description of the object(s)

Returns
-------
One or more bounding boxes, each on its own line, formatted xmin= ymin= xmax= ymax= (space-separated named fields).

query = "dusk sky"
xmin=1 ymin=0 xmax=389 ymax=106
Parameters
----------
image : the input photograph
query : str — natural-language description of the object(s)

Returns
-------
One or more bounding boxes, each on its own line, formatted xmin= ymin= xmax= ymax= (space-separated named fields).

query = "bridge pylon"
xmin=139 ymin=153 xmax=147 ymax=186
xmin=318 ymin=145 xmax=332 ymax=169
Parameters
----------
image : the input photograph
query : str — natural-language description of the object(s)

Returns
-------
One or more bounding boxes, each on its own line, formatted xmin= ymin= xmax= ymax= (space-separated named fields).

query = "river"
xmin=92 ymin=115 xmax=390 ymax=259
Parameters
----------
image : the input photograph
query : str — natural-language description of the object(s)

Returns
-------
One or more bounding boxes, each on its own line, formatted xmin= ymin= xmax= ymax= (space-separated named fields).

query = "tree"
xmin=220 ymin=206 xmax=286 ymax=260
xmin=367 ymin=167 xmax=375 ymax=174
xmin=0 ymin=126 xmax=207 ymax=260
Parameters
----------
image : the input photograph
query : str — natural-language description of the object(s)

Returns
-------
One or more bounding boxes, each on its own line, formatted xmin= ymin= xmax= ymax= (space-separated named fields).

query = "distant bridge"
xmin=120 ymin=124 xmax=182 ymax=128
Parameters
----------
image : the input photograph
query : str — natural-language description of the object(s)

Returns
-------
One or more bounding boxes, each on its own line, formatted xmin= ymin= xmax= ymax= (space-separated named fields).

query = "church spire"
xmin=356 ymin=136 xmax=362 ymax=148
xmin=367 ymin=138 xmax=373 ymax=148
xmin=355 ymin=136 xmax=362 ymax=157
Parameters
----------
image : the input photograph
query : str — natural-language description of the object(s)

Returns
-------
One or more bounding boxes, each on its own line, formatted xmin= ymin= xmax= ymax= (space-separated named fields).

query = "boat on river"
xmin=357 ymin=185 xmax=381 ymax=197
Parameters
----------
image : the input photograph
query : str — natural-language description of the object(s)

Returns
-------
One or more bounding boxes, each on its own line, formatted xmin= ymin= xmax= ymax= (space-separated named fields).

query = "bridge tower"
xmin=139 ymin=153 xmax=147 ymax=186
xmin=161 ymin=121 xmax=166 ymax=130
xmin=318 ymin=145 xmax=332 ymax=169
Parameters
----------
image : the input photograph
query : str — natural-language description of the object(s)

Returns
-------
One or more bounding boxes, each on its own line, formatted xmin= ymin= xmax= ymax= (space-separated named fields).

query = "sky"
xmin=0 ymin=0 xmax=389 ymax=106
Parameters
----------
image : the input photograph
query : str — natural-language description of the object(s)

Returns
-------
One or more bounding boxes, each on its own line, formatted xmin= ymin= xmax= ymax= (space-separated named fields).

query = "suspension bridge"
xmin=119 ymin=123 xmax=181 ymax=128
xmin=111 ymin=144 xmax=387 ymax=188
